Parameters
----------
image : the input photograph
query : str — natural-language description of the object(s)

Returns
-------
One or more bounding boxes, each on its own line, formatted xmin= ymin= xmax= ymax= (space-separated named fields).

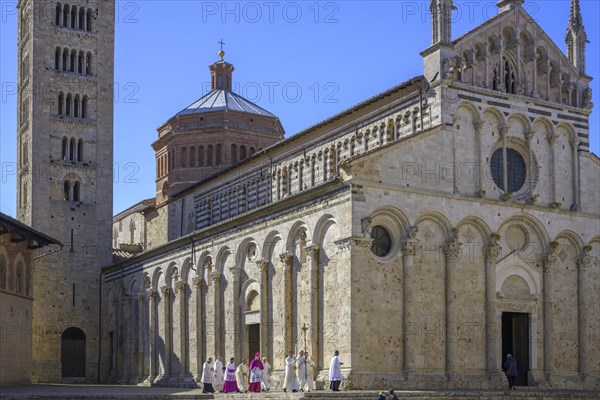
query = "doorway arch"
xmin=61 ymin=327 xmax=86 ymax=378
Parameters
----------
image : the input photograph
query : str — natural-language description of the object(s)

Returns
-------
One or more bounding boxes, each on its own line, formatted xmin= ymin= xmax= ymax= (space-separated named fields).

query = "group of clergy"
xmin=201 ymin=354 xmax=272 ymax=394
xmin=201 ymin=349 xmax=342 ymax=394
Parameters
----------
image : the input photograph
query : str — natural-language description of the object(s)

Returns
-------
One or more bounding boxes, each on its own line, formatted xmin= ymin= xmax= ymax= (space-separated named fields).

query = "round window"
xmin=490 ymin=148 xmax=526 ymax=193
xmin=370 ymin=225 xmax=392 ymax=257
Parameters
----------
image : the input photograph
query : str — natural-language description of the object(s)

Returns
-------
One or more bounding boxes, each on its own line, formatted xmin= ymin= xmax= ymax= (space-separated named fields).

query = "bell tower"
xmin=16 ymin=0 xmax=115 ymax=382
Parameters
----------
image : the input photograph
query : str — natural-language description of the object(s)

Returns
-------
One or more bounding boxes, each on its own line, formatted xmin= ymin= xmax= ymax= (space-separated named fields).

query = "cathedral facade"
xmin=16 ymin=0 xmax=599 ymax=390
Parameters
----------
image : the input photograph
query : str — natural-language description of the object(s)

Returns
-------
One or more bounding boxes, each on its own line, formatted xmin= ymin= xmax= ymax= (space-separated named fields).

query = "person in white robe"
xmin=261 ymin=357 xmax=271 ymax=391
xmin=283 ymin=351 xmax=300 ymax=392
xmin=213 ymin=356 xmax=224 ymax=392
xmin=236 ymin=359 xmax=249 ymax=393
xmin=328 ymin=350 xmax=343 ymax=391
xmin=201 ymin=357 xmax=215 ymax=393
xmin=303 ymin=352 xmax=314 ymax=391
xmin=296 ymin=350 xmax=307 ymax=391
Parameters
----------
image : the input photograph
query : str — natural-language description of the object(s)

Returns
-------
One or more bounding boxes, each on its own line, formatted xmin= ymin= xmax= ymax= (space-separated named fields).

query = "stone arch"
xmin=455 ymin=101 xmax=481 ymax=122
xmin=456 ymin=216 xmax=492 ymax=245
xmin=165 ymin=262 xmax=179 ymax=286
xmin=496 ymin=262 xmax=541 ymax=299
xmin=262 ymin=231 xmax=283 ymax=260
xmin=129 ymin=278 xmax=139 ymax=296
xmin=414 ymin=210 xmax=451 ymax=239
xmin=286 ymin=221 xmax=311 ymax=253
xmin=180 ymin=257 xmax=194 ymax=283
xmin=507 ymin=113 xmax=532 ymax=135
xmin=215 ymin=247 xmax=232 ymax=273
xmin=554 ymin=230 xmax=584 ymax=255
xmin=556 ymin=122 xmax=577 ymax=141
xmin=533 ymin=117 xmax=555 ymax=137
xmin=482 ymin=106 xmax=506 ymax=126
xmin=152 ymin=268 xmax=163 ymax=290
xmin=313 ymin=214 xmax=338 ymax=247
xmin=497 ymin=213 xmax=550 ymax=256
xmin=240 ymin=280 xmax=260 ymax=313
xmin=236 ymin=237 xmax=261 ymax=269
xmin=143 ymin=272 xmax=151 ymax=290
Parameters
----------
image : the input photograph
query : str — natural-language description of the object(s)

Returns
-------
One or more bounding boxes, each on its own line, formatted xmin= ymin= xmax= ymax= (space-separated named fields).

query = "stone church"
xmin=15 ymin=0 xmax=599 ymax=390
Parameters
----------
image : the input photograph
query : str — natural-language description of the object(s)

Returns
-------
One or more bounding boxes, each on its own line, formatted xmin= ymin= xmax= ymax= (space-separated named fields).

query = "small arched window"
xmin=113 ymin=228 xmax=118 ymax=248
xmin=78 ymin=51 xmax=83 ymax=74
xmin=70 ymin=49 xmax=76 ymax=72
xmin=66 ymin=93 xmax=72 ymax=116
xmin=63 ymin=5 xmax=69 ymax=28
xmin=190 ymin=146 xmax=196 ymax=167
xmin=240 ymin=145 xmax=247 ymax=160
xmin=73 ymin=181 xmax=80 ymax=202
xmin=85 ymin=52 xmax=92 ymax=75
xmin=15 ymin=262 xmax=23 ymax=294
xmin=86 ymin=9 xmax=93 ymax=32
xmin=216 ymin=144 xmax=222 ymax=165
xmin=198 ymin=146 xmax=205 ymax=166
xmin=77 ymin=139 xmax=83 ymax=161
xmin=55 ymin=47 xmax=61 ymax=70
xmin=62 ymin=49 xmax=68 ymax=71
xmin=79 ymin=8 xmax=85 ymax=30
xmin=231 ymin=144 xmax=238 ymax=163
xmin=62 ymin=137 xmax=68 ymax=160
xmin=249 ymin=147 xmax=256 ymax=156
xmin=69 ymin=138 xmax=76 ymax=160
xmin=129 ymin=220 xmax=136 ymax=244
xmin=70 ymin=6 xmax=77 ymax=28
xmin=181 ymin=147 xmax=188 ymax=168
xmin=64 ymin=180 xmax=71 ymax=200
xmin=58 ymin=92 xmax=64 ymax=115
xmin=56 ymin=3 xmax=62 ymax=26
xmin=0 ymin=255 xmax=6 ymax=289
xmin=207 ymin=145 xmax=213 ymax=166
xmin=74 ymin=95 xmax=80 ymax=118
xmin=82 ymin=96 xmax=88 ymax=118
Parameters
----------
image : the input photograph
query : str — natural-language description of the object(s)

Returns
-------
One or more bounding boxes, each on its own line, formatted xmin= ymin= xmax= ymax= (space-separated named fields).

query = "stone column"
xmin=577 ymin=251 xmax=593 ymax=379
xmin=147 ymin=288 xmax=157 ymax=383
xmin=280 ymin=252 xmax=294 ymax=353
xmin=257 ymin=260 xmax=270 ymax=362
xmin=402 ymin=239 xmax=420 ymax=378
xmin=473 ymin=119 xmax=483 ymax=194
xmin=547 ymin=134 xmax=558 ymax=205
xmin=524 ymin=128 xmax=534 ymax=196
xmin=175 ymin=280 xmax=191 ymax=382
xmin=543 ymin=249 xmax=558 ymax=379
xmin=485 ymin=242 xmax=501 ymax=373
xmin=500 ymin=125 xmax=509 ymax=194
xmin=192 ymin=277 xmax=205 ymax=382
xmin=121 ymin=297 xmax=132 ymax=382
xmin=570 ymin=138 xmax=580 ymax=210
xmin=546 ymin=60 xmax=551 ymax=100
xmin=305 ymin=244 xmax=320 ymax=374
xmin=211 ymin=271 xmax=223 ymax=359
xmin=230 ymin=266 xmax=242 ymax=362
xmin=161 ymin=285 xmax=172 ymax=379
xmin=444 ymin=235 xmax=462 ymax=380
xmin=137 ymin=292 xmax=146 ymax=382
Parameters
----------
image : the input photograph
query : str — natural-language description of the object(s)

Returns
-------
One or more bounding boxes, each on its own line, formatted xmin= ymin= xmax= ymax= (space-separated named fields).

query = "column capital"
xmin=544 ymin=246 xmax=559 ymax=266
xmin=444 ymin=240 xmax=462 ymax=262
xmin=175 ymin=280 xmax=187 ymax=294
xmin=137 ymin=292 xmax=145 ymax=302
xmin=547 ymin=134 xmax=558 ymax=145
xmin=402 ymin=239 xmax=420 ymax=257
xmin=192 ymin=276 xmax=204 ymax=288
xmin=524 ymin=128 xmax=534 ymax=142
xmin=229 ymin=266 xmax=242 ymax=277
xmin=577 ymin=255 xmax=593 ymax=271
xmin=160 ymin=285 xmax=171 ymax=298
xmin=473 ymin=119 xmax=483 ymax=133
xmin=256 ymin=259 xmax=269 ymax=271
xmin=334 ymin=237 xmax=373 ymax=252
xmin=485 ymin=244 xmax=502 ymax=261
xmin=148 ymin=288 xmax=157 ymax=298
xmin=279 ymin=252 xmax=294 ymax=264
xmin=210 ymin=270 xmax=222 ymax=282
xmin=499 ymin=124 xmax=509 ymax=137
xmin=570 ymin=138 xmax=580 ymax=148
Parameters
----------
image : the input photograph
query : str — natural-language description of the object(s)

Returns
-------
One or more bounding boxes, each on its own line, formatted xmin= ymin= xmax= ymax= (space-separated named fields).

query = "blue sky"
xmin=1 ymin=0 xmax=598 ymax=217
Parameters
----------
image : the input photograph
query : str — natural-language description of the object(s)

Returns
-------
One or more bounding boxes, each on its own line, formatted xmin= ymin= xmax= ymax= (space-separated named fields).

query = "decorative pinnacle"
xmin=218 ymin=39 xmax=226 ymax=60
xmin=569 ymin=0 xmax=583 ymax=29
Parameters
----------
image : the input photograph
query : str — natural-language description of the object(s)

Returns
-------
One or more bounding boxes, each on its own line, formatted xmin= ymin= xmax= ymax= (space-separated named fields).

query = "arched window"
xmin=62 ymin=48 xmax=68 ymax=71
xmin=74 ymin=95 xmax=80 ymax=118
xmin=70 ymin=6 xmax=77 ymax=28
xmin=0 ymin=255 xmax=6 ymax=289
xmin=62 ymin=137 xmax=68 ymax=159
xmin=78 ymin=51 xmax=83 ymax=74
xmin=85 ymin=52 xmax=92 ymax=75
xmin=216 ymin=144 xmax=222 ymax=165
xmin=70 ymin=49 xmax=76 ymax=72
xmin=63 ymin=5 xmax=69 ymax=28
xmin=82 ymin=96 xmax=88 ymax=118
xmin=58 ymin=92 xmax=64 ymax=115
xmin=129 ymin=220 xmax=136 ymax=244
xmin=249 ymin=147 xmax=256 ymax=156
xmin=73 ymin=181 xmax=80 ymax=202
xmin=77 ymin=139 xmax=83 ymax=161
xmin=64 ymin=180 xmax=71 ymax=200
xmin=198 ymin=146 xmax=205 ymax=166
xmin=15 ymin=262 xmax=23 ymax=294
xmin=69 ymin=138 xmax=76 ymax=160
xmin=55 ymin=47 xmax=61 ymax=70
xmin=231 ymin=144 xmax=238 ymax=163
xmin=190 ymin=146 xmax=196 ymax=167
xmin=66 ymin=93 xmax=72 ymax=116
xmin=56 ymin=3 xmax=62 ymax=26
xmin=79 ymin=8 xmax=85 ymax=30
xmin=207 ymin=145 xmax=213 ymax=166
xmin=504 ymin=59 xmax=517 ymax=94
xmin=113 ymin=228 xmax=118 ymax=248
xmin=181 ymin=147 xmax=188 ymax=168
xmin=86 ymin=9 xmax=93 ymax=32
xmin=240 ymin=145 xmax=247 ymax=160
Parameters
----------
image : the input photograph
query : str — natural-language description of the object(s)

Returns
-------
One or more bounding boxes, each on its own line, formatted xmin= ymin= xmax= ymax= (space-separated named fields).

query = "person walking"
xmin=248 ymin=352 xmax=264 ymax=393
xmin=328 ymin=350 xmax=343 ymax=391
xmin=296 ymin=350 xmax=307 ymax=391
xmin=213 ymin=356 xmax=224 ymax=392
xmin=389 ymin=389 xmax=399 ymax=400
xmin=303 ymin=352 xmax=314 ymax=392
xmin=261 ymin=357 xmax=271 ymax=391
xmin=283 ymin=351 xmax=300 ymax=392
xmin=503 ymin=353 xmax=518 ymax=389
xmin=200 ymin=357 xmax=215 ymax=394
xmin=236 ymin=358 xmax=249 ymax=393
xmin=221 ymin=357 xmax=239 ymax=393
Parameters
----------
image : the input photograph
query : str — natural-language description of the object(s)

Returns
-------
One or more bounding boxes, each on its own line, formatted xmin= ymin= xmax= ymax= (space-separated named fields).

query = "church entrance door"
xmin=61 ymin=327 xmax=86 ymax=379
xmin=501 ymin=312 xmax=529 ymax=386
xmin=247 ymin=324 xmax=260 ymax=361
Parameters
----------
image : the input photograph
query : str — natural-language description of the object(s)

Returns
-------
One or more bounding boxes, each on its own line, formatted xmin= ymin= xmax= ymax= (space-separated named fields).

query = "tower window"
xmin=79 ymin=8 xmax=85 ymax=30
xmin=240 ymin=145 xmax=247 ymax=160
xmin=58 ymin=92 xmax=64 ymax=115
xmin=85 ymin=52 xmax=92 ymax=75
xmin=77 ymin=139 xmax=83 ymax=161
xmin=207 ymin=145 xmax=213 ymax=166
xmin=490 ymin=148 xmax=526 ymax=193
xmin=55 ymin=47 xmax=61 ymax=70
xmin=62 ymin=137 xmax=68 ymax=160
xmin=74 ymin=95 xmax=80 ymax=118
xmin=66 ymin=94 xmax=72 ymax=116
xmin=0 ymin=255 xmax=6 ymax=290
xmin=216 ymin=144 xmax=222 ymax=165
xmin=70 ymin=49 xmax=76 ymax=72
xmin=73 ymin=181 xmax=80 ymax=202
xmin=78 ymin=51 xmax=83 ymax=74
xmin=82 ymin=96 xmax=88 ymax=118
xmin=71 ymin=6 xmax=77 ymax=29
xmin=86 ymin=9 xmax=93 ymax=32
xmin=62 ymin=49 xmax=68 ymax=71
xmin=56 ymin=3 xmax=62 ymax=26
xmin=15 ymin=263 xmax=23 ymax=295
xmin=63 ymin=5 xmax=69 ymax=28
xmin=231 ymin=144 xmax=237 ymax=163
xmin=198 ymin=146 xmax=205 ymax=166
xmin=64 ymin=180 xmax=71 ymax=200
